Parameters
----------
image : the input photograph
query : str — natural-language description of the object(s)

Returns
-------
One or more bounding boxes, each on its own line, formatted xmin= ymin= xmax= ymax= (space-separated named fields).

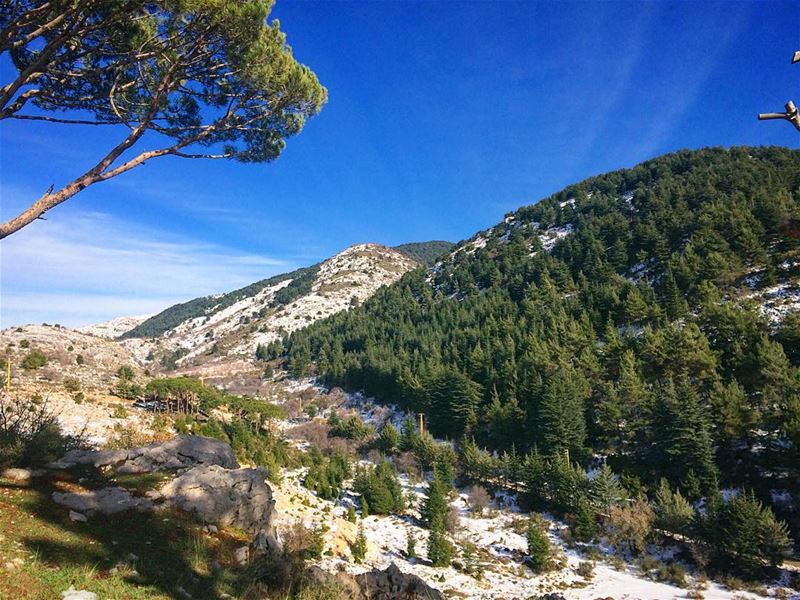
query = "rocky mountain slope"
xmin=77 ymin=314 xmax=154 ymax=339
xmin=116 ymin=243 xmax=421 ymax=369
xmin=1 ymin=324 xmax=141 ymax=390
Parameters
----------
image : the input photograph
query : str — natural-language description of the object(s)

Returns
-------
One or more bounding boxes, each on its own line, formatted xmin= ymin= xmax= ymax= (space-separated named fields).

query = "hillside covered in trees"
xmin=287 ymin=146 xmax=800 ymax=549
xmin=394 ymin=241 xmax=455 ymax=267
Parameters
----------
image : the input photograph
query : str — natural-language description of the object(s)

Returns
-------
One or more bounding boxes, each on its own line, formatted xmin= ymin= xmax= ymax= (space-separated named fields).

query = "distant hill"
xmin=393 ymin=241 xmax=454 ymax=266
xmin=120 ymin=265 xmax=320 ymax=340
xmin=114 ymin=243 xmax=420 ymax=370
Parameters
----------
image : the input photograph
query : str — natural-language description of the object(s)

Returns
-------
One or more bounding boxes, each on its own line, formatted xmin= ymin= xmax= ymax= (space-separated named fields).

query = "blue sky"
xmin=1 ymin=0 xmax=798 ymax=327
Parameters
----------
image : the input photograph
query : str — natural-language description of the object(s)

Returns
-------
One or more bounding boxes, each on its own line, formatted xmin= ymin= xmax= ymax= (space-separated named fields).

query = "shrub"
xmin=347 ymin=504 xmax=357 ymax=523
xmin=193 ymin=417 xmax=295 ymax=481
xmin=116 ymin=365 xmax=135 ymax=381
xmin=0 ymin=394 xmax=83 ymax=468
xmin=467 ymin=485 xmax=491 ymax=516
xmin=605 ymin=496 xmax=655 ymax=555
xmin=19 ymin=339 xmax=30 ymax=349
xmin=655 ymin=561 xmax=688 ymax=587
xmin=110 ymin=404 xmax=129 ymax=419
xmin=63 ymin=377 xmax=81 ymax=393
xmin=576 ymin=561 xmax=595 ymax=579
xmin=609 ymin=556 xmax=626 ymax=571
xmin=284 ymin=521 xmax=325 ymax=561
xmin=21 ymin=349 xmax=47 ymax=371
xmin=445 ymin=505 xmax=460 ymax=534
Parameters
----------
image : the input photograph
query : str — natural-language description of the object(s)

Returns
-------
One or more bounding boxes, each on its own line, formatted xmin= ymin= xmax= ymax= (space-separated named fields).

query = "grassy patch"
xmin=0 ymin=471 xmax=251 ymax=599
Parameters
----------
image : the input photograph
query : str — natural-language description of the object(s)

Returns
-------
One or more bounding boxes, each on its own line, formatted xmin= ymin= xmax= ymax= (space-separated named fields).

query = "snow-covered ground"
xmin=751 ymin=281 xmax=800 ymax=325
xmin=261 ymin=378 xmax=791 ymax=600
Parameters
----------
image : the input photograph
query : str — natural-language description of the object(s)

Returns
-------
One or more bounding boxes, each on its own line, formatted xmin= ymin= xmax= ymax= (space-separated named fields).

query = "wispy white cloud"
xmin=0 ymin=210 xmax=293 ymax=328
xmin=626 ymin=11 xmax=748 ymax=160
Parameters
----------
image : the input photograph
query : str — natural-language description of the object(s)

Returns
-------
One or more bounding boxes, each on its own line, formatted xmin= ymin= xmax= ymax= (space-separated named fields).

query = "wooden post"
xmin=418 ymin=412 xmax=425 ymax=436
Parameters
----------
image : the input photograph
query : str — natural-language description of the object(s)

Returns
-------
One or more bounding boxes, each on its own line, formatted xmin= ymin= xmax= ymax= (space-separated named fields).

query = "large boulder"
xmin=52 ymin=487 xmax=154 ymax=516
xmin=50 ymin=435 xmax=239 ymax=473
xmin=158 ymin=465 xmax=274 ymax=535
xmin=307 ymin=563 xmax=444 ymax=600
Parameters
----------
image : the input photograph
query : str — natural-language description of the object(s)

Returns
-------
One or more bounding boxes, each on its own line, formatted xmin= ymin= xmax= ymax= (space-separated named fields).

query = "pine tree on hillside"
xmin=589 ymin=464 xmax=625 ymax=512
xmin=705 ymin=490 xmax=792 ymax=576
xmin=377 ymin=422 xmax=400 ymax=453
xmin=351 ymin=523 xmax=367 ymax=564
xmin=662 ymin=266 xmax=686 ymax=320
xmin=526 ymin=518 xmax=552 ymax=572
xmin=427 ymin=530 xmax=455 ymax=568
xmin=651 ymin=378 xmax=718 ymax=498
xmin=538 ymin=368 xmax=587 ymax=456
xmin=400 ymin=415 xmax=420 ymax=452
xmin=422 ymin=476 xmax=449 ymax=532
xmin=573 ymin=500 xmax=599 ymax=542
xmin=653 ymin=478 xmax=694 ymax=535
xmin=426 ymin=368 xmax=480 ymax=438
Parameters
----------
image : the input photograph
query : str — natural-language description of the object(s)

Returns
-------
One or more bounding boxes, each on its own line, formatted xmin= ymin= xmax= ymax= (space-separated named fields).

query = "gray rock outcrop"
xmin=49 ymin=435 xmax=239 ymax=473
xmin=307 ymin=563 xmax=444 ymax=600
xmin=157 ymin=465 xmax=274 ymax=535
xmin=1 ymin=467 xmax=46 ymax=482
xmin=52 ymin=487 xmax=153 ymax=516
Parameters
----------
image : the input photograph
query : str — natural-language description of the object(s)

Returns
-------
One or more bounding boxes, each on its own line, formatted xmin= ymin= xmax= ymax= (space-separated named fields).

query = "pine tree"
xmin=623 ymin=287 xmax=649 ymax=325
xmin=573 ymin=500 xmax=599 ymax=542
xmin=400 ymin=415 xmax=419 ymax=452
xmin=653 ymin=478 xmax=694 ymax=534
xmin=427 ymin=530 xmax=455 ymax=568
xmin=526 ymin=517 xmax=551 ymax=572
xmin=406 ymin=531 xmax=417 ymax=559
xmin=589 ymin=464 xmax=624 ymax=512
xmin=538 ymin=368 xmax=586 ymax=456
xmin=433 ymin=448 xmax=456 ymax=491
xmin=662 ymin=266 xmax=685 ymax=320
xmin=378 ymin=422 xmax=400 ymax=453
xmin=422 ymin=477 xmax=449 ymax=531
xmin=351 ymin=523 xmax=367 ymax=564
xmin=651 ymin=378 xmax=718 ymax=497
xmin=347 ymin=504 xmax=357 ymax=524
xmin=706 ymin=490 xmax=792 ymax=576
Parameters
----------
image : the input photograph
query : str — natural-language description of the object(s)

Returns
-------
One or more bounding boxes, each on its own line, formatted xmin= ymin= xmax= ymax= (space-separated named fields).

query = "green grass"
xmin=0 ymin=470 xmax=252 ymax=599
